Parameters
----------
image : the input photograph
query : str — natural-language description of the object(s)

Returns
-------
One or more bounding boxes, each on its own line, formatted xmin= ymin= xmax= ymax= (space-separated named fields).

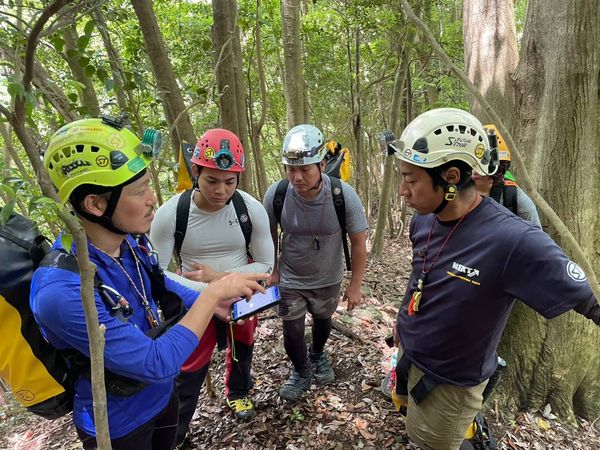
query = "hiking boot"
xmin=226 ymin=397 xmax=256 ymax=420
xmin=309 ymin=352 xmax=335 ymax=384
xmin=279 ymin=368 xmax=313 ymax=401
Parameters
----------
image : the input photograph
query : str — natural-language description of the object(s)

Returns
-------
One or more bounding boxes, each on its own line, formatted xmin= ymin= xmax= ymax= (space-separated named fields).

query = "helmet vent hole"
xmin=458 ymin=125 xmax=466 ymax=134
xmin=90 ymin=145 xmax=100 ymax=153
xmin=61 ymin=147 xmax=71 ymax=158
xmin=48 ymin=162 xmax=53 ymax=170
xmin=446 ymin=125 xmax=455 ymax=132
xmin=433 ymin=129 xmax=442 ymax=135
xmin=76 ymin=144 xmax=85 ymax=153
xmin=470 ymin=128 xmax=477 ymax=136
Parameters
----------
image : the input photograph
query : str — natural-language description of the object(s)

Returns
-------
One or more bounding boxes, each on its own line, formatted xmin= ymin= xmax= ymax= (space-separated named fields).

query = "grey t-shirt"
xmin=263 ymin=174 xmax=368 ymax=289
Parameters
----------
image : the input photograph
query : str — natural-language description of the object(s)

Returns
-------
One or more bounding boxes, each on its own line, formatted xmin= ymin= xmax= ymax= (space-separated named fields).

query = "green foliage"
xmin=1 ymin=0 xmax=481 ymax=202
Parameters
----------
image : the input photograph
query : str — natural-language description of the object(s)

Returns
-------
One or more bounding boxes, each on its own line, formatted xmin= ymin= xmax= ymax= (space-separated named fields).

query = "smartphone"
xmin=231 ymin=285 xmax=281 ymax=321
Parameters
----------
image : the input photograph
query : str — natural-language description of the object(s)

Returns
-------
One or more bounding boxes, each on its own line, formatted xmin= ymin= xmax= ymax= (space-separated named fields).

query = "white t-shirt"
xmin=150 ymin=189 xmax=274 ymax=290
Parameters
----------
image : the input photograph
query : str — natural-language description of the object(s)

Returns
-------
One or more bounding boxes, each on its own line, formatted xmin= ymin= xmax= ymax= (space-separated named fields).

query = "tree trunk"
xmin=372 ymin=22 xmax=415 ymax=257
xmin=211 ymin=0 xmax=254 ymax=193
xmin=280 ymin=0 xmax=307 ymax=128
xmin=470 ymin=0 xmax=600 ymax=422
xmin=131 ymin=0 xmax=197 ymax=159
xmin=248 ymin=0 xmax=269 ymax=199
xmin=499 ymin=0 xmax=600 ymax=422
xmin=463 ymin=0 xmax=519 ymax=127
xmin=229 ymin=0 xmax=254 ymax=194
xmin=62 ymin=25 xmax=100 ymax=117
xmin=92 ymin=8 xmax=134 ymax=122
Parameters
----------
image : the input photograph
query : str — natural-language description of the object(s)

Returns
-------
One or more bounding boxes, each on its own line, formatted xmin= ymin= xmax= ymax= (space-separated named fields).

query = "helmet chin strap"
xmin=429 ymin=170 xmax=462 ymax=215
xmin=308 ymin=163 xmax=323 ymax=191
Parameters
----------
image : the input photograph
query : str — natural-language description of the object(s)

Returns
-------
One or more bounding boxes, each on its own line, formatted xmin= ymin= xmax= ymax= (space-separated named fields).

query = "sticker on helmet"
xmin=204 ymin=147 xmax=215 ymax=159
xmin=96 ymin=155 xmax=109 ymax=167
xmin=566 ymin=261 xmax=586 ymax=282
xmin=107 ymin=134 xmax=126 ymax=149
xmin=127 ymin=156 xmax=146 ymax=173
xmin=61 ymin=160 xmax=92 ymax=177
xmin=413 ymin=153 xmax=428 ymax=163
xmin=474 ymin=144 xmax=485 ymax=159
xmin=403 ymin=149 xmax=412 ymax=159
xmin=445 ymin=137 xmax=471 ymax=148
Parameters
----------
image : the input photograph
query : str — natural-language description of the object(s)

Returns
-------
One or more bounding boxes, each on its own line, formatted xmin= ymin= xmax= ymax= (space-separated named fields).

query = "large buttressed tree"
xmin=464 ymin=0 xmax=600 ymax=421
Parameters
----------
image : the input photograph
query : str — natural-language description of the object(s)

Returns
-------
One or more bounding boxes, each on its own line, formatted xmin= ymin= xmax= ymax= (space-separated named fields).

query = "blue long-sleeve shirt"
xmin=30 ymin=235 xmax=199 ymax=438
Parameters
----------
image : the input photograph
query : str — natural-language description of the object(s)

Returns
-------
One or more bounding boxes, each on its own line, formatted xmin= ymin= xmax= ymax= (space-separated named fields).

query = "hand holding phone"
xmin=231 ymin=285 xmax=281 ymax=322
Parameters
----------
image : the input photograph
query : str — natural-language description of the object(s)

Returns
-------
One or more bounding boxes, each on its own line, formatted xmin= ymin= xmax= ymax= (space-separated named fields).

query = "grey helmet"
xmin=282 ymin=124 xmax=327 ymax=165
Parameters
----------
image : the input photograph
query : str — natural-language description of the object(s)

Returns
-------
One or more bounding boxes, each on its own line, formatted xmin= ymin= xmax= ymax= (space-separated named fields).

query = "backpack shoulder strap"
xmin=231 ymin=190 xmax=252 ymax=256
xmin=502 ymin=184 xmax=518 ymax=215
xmin=40 ymin=249 xmax=134 ymax=320
xmin=330 ymin=177 xmax=351 ymax=271
xmin=174 ymin=189 xmax=193 ymax=269
xmin=273 ymin=179 xmax=289 ymax=227
xmin=489 ymin=184 xmax=503 ymax=204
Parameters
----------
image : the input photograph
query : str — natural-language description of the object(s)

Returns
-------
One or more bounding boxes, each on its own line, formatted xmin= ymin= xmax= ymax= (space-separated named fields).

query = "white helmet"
xmin=282 ymin=124 xmax=326 ymax=165
xmin=390 ymin=108 xmax=497 ymax=176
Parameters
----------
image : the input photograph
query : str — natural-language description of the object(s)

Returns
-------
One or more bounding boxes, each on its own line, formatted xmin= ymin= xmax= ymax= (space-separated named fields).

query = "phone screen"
xmin=231 ymin=285 xmax=281 ymax=321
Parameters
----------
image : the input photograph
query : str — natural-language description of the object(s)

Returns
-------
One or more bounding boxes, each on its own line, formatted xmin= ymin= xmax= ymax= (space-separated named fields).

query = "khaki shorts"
xmin=405 ymin=364 xmax=487 ymax=450
xmin=277 ymin=283 xmax=341 ymax=321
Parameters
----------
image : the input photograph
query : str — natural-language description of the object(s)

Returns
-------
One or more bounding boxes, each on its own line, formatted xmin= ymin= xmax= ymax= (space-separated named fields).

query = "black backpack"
xmin=0 ymin=210 xmax=186 ymax=418
xmin=272 ymin=177 xmax=351 ymax=271
xmin=490 ymin=180 xmax=518 ymax=216
xmin=174 ymin=189 xmax=252 ymax=271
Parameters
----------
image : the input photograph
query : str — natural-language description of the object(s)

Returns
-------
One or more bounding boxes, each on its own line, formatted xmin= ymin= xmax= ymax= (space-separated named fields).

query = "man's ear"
xmin=192 ymin=164 xmax=200 ymax=178
xmin=319 ymin=160 xmax=327 ymax=171
xmin=442 ymin=166 xmax=461 ymax=185
xmin=80 ymin=194 xmax=107 ymax=217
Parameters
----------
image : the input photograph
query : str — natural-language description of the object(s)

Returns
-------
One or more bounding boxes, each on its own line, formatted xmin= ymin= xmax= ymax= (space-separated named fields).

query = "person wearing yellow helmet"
xmin=381 ymin=108 xmax=599 ymax=450
xmin=31 ymin=116 xmax=268 ymax=449
xmin=470 ymin=124 xmax=540 ymax=226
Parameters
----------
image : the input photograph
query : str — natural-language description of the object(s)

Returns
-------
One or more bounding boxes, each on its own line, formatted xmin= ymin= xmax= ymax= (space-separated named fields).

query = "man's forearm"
xmin=349 ymin=242 xmax=366 ymax=287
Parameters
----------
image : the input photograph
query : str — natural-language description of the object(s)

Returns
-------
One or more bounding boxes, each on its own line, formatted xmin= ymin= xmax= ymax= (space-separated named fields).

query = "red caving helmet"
xmin=191 ymin=128 xmax=245 ymax=173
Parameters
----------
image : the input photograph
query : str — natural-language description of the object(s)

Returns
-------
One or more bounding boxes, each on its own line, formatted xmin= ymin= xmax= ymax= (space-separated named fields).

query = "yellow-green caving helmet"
xmin=44 ymin=116 xmax=161 ymax=204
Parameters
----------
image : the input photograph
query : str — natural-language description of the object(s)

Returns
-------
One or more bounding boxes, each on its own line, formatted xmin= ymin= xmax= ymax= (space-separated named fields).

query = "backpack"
xmin=174 ymin=189 xmax=253 ymax=271
xmin=323 ymin=140 xmax=351 ymax=182
xmin=0 ymin=210 xmax=73 ymax=418
xmin=0 ymin=210 xmax=185 ymax=418
xmin=176 ymin=143 xmax=196 ymax=193
xmin=273 ymin=177 xmax=351 ymax=271
xmin=490 ymin=178 xmax=518 ymax=216
xmin=462 ymin=412 xmax=498 ymax=450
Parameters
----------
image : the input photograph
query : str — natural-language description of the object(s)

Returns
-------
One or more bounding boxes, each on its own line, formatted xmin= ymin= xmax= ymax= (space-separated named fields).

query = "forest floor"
xmin=1 ymin=234 xmax=599 ymax=450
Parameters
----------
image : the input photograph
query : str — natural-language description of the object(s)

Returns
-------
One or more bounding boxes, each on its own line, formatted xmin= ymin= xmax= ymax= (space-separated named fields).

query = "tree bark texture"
xmin=211 ymin=0 xmax=254 ymax=193
xmin=131 ymin=0 xmax=197 ymax=159
xmin=280 ymin=0 xmax=307 ymax=128
xmin=249 ymin=0 xmax=269 ymax=198
xmin=372 ymin=23 xmax=415 ymax=258
xmin=495 ymin=0 xmax=600 ymax=422
xmin=62 ymin=25 xmax=100 ymax=117
xmin=463 ymin=0 xmax=519 ymax=126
